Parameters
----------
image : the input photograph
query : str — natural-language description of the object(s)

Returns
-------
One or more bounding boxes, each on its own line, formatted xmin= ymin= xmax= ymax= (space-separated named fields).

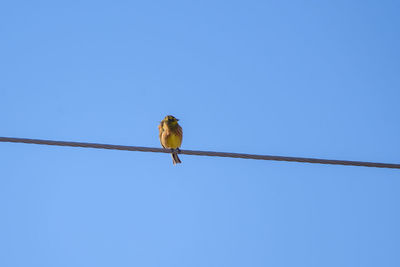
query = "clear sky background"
xmin=1 ymin=1 xmax=399 ymax=266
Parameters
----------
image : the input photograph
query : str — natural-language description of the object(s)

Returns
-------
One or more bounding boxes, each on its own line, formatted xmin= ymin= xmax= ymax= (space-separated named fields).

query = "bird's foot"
xmin=171 ymin=148 xmax=181 ymax=154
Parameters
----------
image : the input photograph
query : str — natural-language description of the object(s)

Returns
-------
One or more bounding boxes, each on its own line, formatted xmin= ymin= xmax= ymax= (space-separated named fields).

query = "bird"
xmin=158 ymin=115 xmax=183 ymax=165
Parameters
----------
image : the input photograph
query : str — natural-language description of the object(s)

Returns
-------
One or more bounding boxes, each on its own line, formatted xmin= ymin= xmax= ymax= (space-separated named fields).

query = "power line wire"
xmin=0 ymin=137 xmax=398 ymax=169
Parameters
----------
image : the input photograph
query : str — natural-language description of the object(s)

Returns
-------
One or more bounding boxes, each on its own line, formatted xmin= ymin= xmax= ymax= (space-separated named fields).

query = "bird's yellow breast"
xmin=165 ymin=133 xmax=182 ymax=149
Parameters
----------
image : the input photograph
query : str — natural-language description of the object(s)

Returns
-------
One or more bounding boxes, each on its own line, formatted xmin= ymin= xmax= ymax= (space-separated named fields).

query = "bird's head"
xmin=163 ymin=115 xmax=179 ymax=125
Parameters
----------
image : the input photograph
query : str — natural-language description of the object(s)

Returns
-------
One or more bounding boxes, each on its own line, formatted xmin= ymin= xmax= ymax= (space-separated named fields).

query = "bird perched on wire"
xmin=158 ymin=115 xmax=183 ymax=165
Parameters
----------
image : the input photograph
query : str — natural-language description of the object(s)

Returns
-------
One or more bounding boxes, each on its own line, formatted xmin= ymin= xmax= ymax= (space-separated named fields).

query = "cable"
xmin=0 ymin=137 xmax=399 ymax=169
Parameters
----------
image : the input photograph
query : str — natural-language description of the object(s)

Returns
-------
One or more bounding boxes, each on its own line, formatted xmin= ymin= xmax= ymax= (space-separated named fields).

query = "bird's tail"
xmin=171 ymin=152 xmax=182 ymax=165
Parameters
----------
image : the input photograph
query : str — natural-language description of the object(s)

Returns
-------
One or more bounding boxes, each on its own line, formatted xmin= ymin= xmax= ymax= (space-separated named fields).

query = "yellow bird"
xmin=158 ymin=115 xmax=183 ymax=165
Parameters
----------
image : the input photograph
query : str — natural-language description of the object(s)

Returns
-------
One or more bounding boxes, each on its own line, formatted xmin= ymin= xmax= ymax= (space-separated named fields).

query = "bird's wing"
xmin=158 ymin=121 xmax=166 ymax=148
xmin=176 ymin=124 xmax=183 ymax=139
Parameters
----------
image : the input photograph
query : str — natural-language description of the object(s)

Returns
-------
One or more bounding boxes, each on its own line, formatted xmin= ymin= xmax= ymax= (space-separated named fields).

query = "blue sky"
xmin=1 ymin=1 xmax=399 ymax=266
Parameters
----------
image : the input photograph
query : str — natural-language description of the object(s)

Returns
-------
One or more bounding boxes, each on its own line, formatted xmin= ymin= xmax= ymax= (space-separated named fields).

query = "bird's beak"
xmin=176 ymin=119 xmax=179 ymax=121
